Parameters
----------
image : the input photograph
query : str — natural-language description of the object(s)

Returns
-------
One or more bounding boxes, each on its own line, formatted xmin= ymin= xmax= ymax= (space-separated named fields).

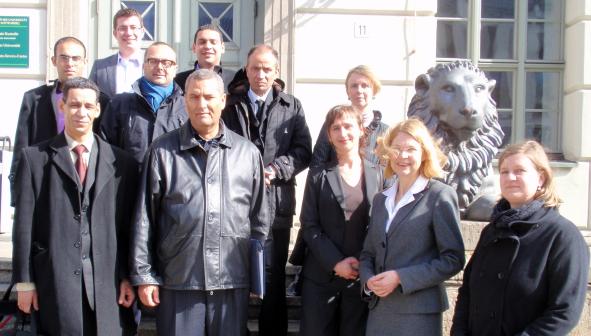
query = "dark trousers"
xmin=156 ymin=288 xmax=249 ymax=336
xmin=258 ymin=227 xmax=290 ymax=336
xmin=300 ymin=278 xmax=368 ymax=336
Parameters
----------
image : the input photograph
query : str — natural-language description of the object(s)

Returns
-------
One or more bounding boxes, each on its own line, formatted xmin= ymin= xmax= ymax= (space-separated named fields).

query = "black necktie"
xmin=255 ymin=99 xmax=265 ymax=121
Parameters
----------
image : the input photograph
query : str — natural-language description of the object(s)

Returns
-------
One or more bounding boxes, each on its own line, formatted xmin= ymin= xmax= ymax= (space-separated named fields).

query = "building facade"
xmin=0 ymin=0 xmax=589 ymax=228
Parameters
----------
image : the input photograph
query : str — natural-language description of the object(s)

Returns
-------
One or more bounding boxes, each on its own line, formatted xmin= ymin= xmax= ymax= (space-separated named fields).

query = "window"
xmin=436 ymin=0 xmax=564 ymax=152
xmin=120 ymin=0 xmax=156 ymax=41
xmin=198 ymin=2 xmax=234 ymax=43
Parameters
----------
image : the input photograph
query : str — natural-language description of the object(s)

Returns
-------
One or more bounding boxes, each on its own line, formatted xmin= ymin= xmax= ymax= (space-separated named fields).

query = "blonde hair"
xmin=345 ymin=65 xmax=382 ymax=96
xmin=498 ymin=140 xmax=561 ymax=208
xmin=376 ymin=118 xmax=447 ymax=179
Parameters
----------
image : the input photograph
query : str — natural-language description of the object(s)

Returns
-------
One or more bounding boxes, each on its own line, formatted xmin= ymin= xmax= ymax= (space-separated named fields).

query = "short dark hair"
xmin=113 ymin=8 xmax=144 ymax=30
xmin=53 ymin=36 xmax=86 ymax=58
xmin=62 ymin=77 xmax=100 ymax=103
xmin=246 ymin=44 xmax=279 ymax=66
xmin=185 ymin=69 xmax=224 ymax=94
xmin=193 ymin=24 xmax=224 ymax=44
xmin=324 ymin=104 xmax=367 ymax=158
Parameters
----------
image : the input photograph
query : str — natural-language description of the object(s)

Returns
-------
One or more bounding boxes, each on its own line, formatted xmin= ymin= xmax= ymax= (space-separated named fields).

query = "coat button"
xmin=81 ymin=204 xmax=88 ymax=212
xmin=74 ymin=242 xmax=81 ymax=248
xmin=82 ymin=254 xmax=87 ymax=260
xmin=208 ymin=214 xmax=213 ymax=221
xmin=497 ymin=272 xmax=504 ymax=280
xmin=207 ymin=177 xmax=213 ymax=184
xmin=74 ymin=214 xmax=81 ymax=221
xmin=74 ymin=269 xmax=81 ymax=275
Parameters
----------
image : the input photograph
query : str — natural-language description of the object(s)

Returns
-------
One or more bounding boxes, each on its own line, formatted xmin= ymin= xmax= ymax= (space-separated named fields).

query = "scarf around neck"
xmin=139 ymin=77 xmax=174 ymax=113
xmin=491 ymin=198 xmax=544 ymax=232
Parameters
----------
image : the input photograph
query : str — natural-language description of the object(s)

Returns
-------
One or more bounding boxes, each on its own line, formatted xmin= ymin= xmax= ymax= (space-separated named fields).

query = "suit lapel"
xmin=106 ymin=54 xmax=118 ymax=96
xmin=386 ymin=183 xmax=429 ymax=238
xmin=326 ymin=163 xmax=347 ymax=212
xmin=363 ymin=160 xmax=379 ymax=212
xmin=49 ymin=134 xmax=79 ymax=187
xmin=93 ymin=136 xmax=115 ymax=199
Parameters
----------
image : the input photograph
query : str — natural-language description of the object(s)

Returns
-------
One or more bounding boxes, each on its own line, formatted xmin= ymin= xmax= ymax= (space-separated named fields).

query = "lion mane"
xmin=408 ymin=60 xmax=504 ymax=214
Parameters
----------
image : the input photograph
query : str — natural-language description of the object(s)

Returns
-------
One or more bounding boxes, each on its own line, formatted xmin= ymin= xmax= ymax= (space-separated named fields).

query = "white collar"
xmin=64 ymin=132 xmax=95 ymax=152
xmin=247 ymin=88 xmax=271 ymax=104
xmin=118 ymin=50 xmax=144 ymax=63
xmin=382 ymin=175 xmax=429 ymax=198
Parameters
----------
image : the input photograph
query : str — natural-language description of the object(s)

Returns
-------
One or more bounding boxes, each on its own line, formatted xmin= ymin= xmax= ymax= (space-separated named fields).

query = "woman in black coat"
xmin=451 ymin=140 xmax=590 ymax=335
xmin=299 ymin=105 xmax=383 ymax=336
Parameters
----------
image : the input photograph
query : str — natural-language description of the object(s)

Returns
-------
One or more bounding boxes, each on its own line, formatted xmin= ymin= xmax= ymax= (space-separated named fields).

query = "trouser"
xmin=156 ymin=288 xmax=249 ymax=336
xmin=258 ymin=227 xmax=290 ymax=336
xmin=300 ymin=277 xmax=368 ymax=336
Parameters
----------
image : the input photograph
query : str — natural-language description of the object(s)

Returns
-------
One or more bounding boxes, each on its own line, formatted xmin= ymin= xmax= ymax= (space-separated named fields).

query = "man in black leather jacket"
xmin=130 ymin=69 xmax=270 ymax=336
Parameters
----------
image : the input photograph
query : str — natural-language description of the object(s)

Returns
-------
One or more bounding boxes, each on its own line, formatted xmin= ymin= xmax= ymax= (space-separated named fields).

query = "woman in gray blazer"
xmin=299 ymin=105 xmax=383 ymax=336
xmin=359 ymin=118 xmax=465 ymax=336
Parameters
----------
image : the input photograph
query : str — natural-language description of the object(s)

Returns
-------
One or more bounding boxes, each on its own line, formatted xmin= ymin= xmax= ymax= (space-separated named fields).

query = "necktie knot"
xmin=74 ymin=144 xmax=87 ymax=185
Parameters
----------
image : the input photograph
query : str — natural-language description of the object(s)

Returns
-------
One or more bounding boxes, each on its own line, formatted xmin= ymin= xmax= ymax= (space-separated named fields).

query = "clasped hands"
xmin=366 ymin=270 xmax=400 ymax=298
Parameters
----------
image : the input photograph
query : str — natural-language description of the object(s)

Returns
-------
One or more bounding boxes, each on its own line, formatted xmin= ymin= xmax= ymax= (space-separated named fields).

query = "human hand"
xmin=264 ymin=165 xmax=276 ymax=186
xmin=333 ymin=257 xmax=360 ymax=280
xmin=366 ymin=270 xmax=400 ymax=297
xmin=17 ymin=290 xmax=39 ymax=313
xmin=118 ymin=279 xmax=136 ymax=308
xmin=138 ymin=284 xmax=160 ymax=307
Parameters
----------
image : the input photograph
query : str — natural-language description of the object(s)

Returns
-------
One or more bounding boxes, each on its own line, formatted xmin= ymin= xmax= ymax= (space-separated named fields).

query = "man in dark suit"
xmin=100 ymin=41 xmax=186 ymax=163
xmin=223 ymin=44 xmax=312 ymax=336
xmin=174 ymin=24 xmax=236 ymax=92
xmin=9 ymin=36 xmax=108 ymax=204
xmin=12 ymin=77 xmax=138 ymax=335
xmin=89 ymin=8 xmax=145 ymax=98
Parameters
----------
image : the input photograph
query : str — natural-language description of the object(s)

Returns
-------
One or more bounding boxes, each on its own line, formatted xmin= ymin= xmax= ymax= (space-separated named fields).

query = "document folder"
xmin=250 ymin=239 xmax=266 ymax=299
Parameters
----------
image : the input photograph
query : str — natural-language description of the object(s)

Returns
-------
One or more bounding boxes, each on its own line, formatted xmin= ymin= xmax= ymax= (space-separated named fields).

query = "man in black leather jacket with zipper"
xmin=130 ymin=69 xmax=269 ymax=336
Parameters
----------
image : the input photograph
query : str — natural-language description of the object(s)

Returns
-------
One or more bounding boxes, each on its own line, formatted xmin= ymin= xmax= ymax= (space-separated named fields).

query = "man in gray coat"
xmin=100 ymin=42 xmax=186 ymax=163
xmin=12 ymin=77 xmax=137 ymax=335
xmin=130 ymin=69 xmax=269 ymax=336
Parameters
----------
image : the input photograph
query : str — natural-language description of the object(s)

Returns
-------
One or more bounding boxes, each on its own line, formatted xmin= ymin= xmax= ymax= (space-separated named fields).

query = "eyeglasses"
xmin=146 ymin=58 xmax=176 ymax=69
xmin=58 ymin=55 xmax=83 ymax=64
xmin=116 ymin=25 xmax=143 ymax=33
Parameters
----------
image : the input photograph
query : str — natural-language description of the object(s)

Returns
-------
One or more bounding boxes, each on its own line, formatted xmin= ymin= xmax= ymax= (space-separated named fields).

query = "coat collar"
xmin=385 ymin=177 xmax=431 ymax=237
xmin=325 ymin=159 xmax=380 ymax=213
xmin=48 ymin=133 xmax=116 ymax=196
xmin=179 ymin=120 xmax=232 ymax=151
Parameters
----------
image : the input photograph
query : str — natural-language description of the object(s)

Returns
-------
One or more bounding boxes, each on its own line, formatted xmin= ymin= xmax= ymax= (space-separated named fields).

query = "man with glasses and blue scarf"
xmin=100 ymin=41 xmax=187 ymax=163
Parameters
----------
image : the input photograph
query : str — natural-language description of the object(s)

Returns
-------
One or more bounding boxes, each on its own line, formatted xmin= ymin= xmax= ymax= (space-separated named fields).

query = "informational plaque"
xmin=0 ymin=16 xmax=29 ymax=68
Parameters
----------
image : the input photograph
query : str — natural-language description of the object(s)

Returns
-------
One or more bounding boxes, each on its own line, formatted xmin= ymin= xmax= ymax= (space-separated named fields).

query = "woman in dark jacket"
xmin=451 ymin=140 xmax=590 ymax=336
xmin=299 ymin=105 xmax=383 ymax=336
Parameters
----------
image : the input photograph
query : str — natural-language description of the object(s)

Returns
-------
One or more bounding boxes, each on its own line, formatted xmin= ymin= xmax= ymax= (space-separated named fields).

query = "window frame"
xmin=436 ymin=0 xmax=565 ymax=153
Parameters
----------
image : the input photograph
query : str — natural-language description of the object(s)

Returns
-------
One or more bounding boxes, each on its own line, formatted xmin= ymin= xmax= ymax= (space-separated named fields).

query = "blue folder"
xmin=250 ymin=239 xmax=266 ymax=299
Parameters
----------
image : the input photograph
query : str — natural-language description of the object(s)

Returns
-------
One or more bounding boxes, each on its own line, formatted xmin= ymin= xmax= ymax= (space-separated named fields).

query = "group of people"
xmin=7 ymin=7 xmax=589 ymax=336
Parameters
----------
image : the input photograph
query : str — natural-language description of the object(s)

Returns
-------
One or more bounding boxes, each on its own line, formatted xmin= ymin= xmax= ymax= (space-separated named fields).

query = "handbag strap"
xmin=1 ymin=283 xmax=14 ymax=302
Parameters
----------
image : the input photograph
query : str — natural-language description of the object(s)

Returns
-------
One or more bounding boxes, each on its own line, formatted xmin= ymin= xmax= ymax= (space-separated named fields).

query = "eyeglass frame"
xmin=57 ymin=54 xmax=84 ymax=64
xmin=145 ymin=58 xmax=177 ymax=69
xmin=116 ymin=25 xmax=144 ymax=33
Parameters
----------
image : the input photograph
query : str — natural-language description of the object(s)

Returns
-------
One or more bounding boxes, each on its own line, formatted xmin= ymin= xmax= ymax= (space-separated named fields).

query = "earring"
xmin=536 ymin=185 xmax=542 ymax=191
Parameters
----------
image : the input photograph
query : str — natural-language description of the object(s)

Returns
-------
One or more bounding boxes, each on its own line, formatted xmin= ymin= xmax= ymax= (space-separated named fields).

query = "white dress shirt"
xmin=382 ymin=175 xmax=429 ymax=232
xmin=116 ymin=50 xmax=144 ymax=94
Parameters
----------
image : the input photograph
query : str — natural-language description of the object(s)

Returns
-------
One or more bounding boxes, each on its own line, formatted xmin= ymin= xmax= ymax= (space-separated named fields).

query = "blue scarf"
xmin=139 ymin=77 xmax=174 ymax=113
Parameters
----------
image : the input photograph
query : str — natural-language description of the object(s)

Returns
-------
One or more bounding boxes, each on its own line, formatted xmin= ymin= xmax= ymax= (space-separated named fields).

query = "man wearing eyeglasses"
xmin=100 ymin=42 xmax=187 ymax=163
xmin=10 ymin=36 xmax=109 ymax=205
xmin=89 ymin=8 xmax=145 ymax=98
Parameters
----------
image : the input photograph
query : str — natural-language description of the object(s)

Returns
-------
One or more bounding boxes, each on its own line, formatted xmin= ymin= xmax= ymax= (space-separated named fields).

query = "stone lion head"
xmin=408 ymin=60 xmax=505 ymax=219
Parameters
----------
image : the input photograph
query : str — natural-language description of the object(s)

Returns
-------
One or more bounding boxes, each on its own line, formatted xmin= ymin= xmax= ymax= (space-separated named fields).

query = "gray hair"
xmin=185 ymin=69 xmax=224 ymax=93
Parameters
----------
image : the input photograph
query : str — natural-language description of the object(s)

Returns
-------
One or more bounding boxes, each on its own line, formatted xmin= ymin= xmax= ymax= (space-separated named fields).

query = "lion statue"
xmin=408 ymin=60 xmax=504 ymax=221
